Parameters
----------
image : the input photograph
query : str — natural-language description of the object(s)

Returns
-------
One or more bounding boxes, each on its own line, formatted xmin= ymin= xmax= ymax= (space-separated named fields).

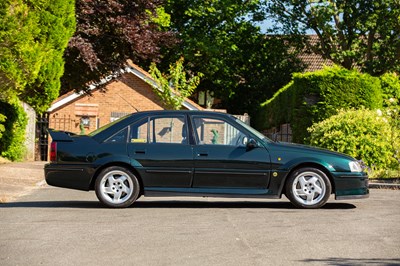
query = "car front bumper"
xmin=332 ymin=171 xmax=369 ymax=200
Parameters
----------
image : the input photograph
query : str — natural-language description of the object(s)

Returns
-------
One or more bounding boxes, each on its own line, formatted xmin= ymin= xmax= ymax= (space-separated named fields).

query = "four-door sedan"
xmin=45 ymin=110 xmax=369 ymax=208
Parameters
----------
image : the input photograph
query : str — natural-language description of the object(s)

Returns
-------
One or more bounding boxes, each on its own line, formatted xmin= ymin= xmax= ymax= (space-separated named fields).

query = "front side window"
xmin=193 ymin=117 xmax=247 ymax=146
xmin=130 ymin=116 xmax=187 ymax=144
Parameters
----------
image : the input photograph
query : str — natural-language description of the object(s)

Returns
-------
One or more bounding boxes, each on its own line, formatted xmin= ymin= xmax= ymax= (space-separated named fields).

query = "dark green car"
xmin=45 ymin=110 xmax=369 ymax=208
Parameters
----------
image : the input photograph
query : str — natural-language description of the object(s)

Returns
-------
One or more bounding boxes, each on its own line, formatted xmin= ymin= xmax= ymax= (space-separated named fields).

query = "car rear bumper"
xmin=45 ymin=163 xmax=94 ymax=191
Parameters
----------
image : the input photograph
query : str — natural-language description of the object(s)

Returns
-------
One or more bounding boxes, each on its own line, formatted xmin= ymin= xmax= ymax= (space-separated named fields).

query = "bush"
xmin=0 ymin=97 xmax=27 ymax=161
xmin=260 ymin=66 xmax=383 ymax=142
xmin=380 ymin=73 xmax=400 ymax=105
xmin=0 ymin=113 xmax=5 ymax=139
xmin=307 ymin=108 xmax=399 ymax=173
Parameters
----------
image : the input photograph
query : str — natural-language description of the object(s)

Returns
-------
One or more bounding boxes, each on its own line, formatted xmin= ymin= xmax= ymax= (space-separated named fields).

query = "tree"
xmin=0 ymin=0 xmax=44 ymax=99
xmin=21 ymin=0 xmax=76 ymax=113
xmin=0 ymin=0 xmax=75 ymax=113
xmin=162 ymin=0 xmax=304 ymax=124
xmin=149 ymin=57 xmax=203 ymax=110
xmin=266 ymin=0 xmax=400 ymax=75
xmin=61 ymin=0 xmax=177 ymax=94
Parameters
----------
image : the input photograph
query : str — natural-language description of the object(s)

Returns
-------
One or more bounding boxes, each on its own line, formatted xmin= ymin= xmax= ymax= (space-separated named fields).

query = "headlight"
xmin=349 ymin=161 xmax=362 ymax=172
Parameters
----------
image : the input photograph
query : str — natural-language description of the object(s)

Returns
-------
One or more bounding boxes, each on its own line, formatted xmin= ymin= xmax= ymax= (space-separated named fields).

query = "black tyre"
xmin=95 ymin=166 xmax=140 ymax=208
xmin=285 ymin=167 xmax=332 ymax=209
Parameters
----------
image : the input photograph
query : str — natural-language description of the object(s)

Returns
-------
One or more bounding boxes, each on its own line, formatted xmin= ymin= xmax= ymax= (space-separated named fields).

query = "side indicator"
xmin=273 ymin=172 xmax=278 ymax=177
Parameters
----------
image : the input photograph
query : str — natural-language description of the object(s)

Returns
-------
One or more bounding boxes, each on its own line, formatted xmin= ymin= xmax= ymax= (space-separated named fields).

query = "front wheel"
xmin=95 ymin=166 xmax=140 ymax=208
xmin=285 ymin=167 xmax=332 ymax=209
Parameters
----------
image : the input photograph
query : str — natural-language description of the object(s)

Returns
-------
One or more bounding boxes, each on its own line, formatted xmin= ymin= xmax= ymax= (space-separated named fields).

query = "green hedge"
xmin=308 ymin=108 xmax=399 ymax=171
xmin=260 ymin=66 xmax=383 ymax=143
xmin=0 ymin=97 xmax=27 ymax=161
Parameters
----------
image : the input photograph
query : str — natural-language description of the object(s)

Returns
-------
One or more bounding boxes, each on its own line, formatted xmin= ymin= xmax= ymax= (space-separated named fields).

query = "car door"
xmin=127 ymin=115 xmax=194 ymax=188
xmin=191 ymin=115 xmax=271 ymax=190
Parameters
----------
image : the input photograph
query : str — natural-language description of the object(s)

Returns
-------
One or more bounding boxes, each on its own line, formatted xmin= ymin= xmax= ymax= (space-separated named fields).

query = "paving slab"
xmin=0 ymin=161 xmax=46 ymax=203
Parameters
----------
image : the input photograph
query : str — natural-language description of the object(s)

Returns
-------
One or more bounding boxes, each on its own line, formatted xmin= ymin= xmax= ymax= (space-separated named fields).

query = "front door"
xmin=127 ymin=115 xmax=193 ymax=188
xmin=191 ymin=116 xmax=271 ymax=191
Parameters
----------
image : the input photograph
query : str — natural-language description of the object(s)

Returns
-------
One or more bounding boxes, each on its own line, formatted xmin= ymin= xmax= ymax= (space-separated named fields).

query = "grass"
xmin=368 ymin=168 xmax=400 ymax=179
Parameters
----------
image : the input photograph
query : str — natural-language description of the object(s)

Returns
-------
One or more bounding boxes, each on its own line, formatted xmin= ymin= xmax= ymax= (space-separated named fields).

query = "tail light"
xmin=50 ymin=142 xmax=57 ymax=162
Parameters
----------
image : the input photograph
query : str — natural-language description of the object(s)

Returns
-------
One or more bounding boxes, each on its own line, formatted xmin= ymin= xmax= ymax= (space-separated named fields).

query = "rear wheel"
xmin=95 ymin=166 xmax=140 ymax=208
xmin=285 ymin=167 xmax=331 ymax=209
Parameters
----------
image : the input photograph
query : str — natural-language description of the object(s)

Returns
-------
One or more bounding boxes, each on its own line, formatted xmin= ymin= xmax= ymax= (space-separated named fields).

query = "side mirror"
xmin=246 ymin=138 xmax=258 ymax=151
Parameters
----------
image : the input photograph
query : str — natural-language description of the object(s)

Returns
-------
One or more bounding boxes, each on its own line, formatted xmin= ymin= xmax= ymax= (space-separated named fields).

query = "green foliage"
xmin=149 ymin=57 xmax=203 ymax=110
xmin=266 ymin=0 xmax=400 ymax=75
xmin=380 ymin=73 xmax=400 ymax=104
xmin=146 ymin=7 xmax=171 ymax=29
xmin=0 ymin=0 xmax=43 ymax=97
xmin=21 ymin=0 xmax=76 ymax=113
xmin=0 ymin=113 xmax=5 ymax=139
xmin=308 ymin=109 xmax=399 ymax=174
xmin=163 ymin=0 xmax=304 ymax=121
xmin=261 ymin=66 xmax=383 ymax=143
xmin=0 ymin=97 xmax=27 ymax=161
xmin=0 ymin=0 xmax=75 ymax=113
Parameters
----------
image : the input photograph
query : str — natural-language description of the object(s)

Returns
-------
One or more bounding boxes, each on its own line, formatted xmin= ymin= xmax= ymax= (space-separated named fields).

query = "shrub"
xmin=260 ymin=66 xmax=383 ymax=142
xmin=0 ymin=97 xmax=27 ymax=161
xmin=0 ymin=113 xmax=5 ymax=139
xmin=380 ymin=73 xmax=400 ymax=104
xmin=307 ymin=108 xmax=399 ymax=172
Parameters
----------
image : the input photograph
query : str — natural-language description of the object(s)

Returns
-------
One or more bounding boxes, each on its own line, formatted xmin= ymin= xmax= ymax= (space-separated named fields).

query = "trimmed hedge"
xmin=0 ymin=97 xmax=27 ymax=161
xmin=260 ymin=66 xmax=383 ymax=143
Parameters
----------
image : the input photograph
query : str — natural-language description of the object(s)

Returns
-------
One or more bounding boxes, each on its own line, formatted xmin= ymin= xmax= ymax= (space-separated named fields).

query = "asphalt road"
xmin=0 ymin=187 xmax=399 ymax=266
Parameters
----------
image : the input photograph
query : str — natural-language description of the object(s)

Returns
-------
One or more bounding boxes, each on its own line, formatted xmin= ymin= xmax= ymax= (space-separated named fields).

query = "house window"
xmin=80 ymin=116 xmax=90 ymax=127
xmin=110 ymin=112 xmax=130 ymax=122
xmin=196 ymin=90 xmax=214 ymax=108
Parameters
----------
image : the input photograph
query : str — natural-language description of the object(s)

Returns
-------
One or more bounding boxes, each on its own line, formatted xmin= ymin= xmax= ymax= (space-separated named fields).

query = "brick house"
xmin=47 ymin=61 xmax=203 ymax=135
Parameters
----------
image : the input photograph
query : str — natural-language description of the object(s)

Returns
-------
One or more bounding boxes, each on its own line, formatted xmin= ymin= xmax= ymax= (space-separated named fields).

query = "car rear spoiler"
xmin=47 ymin=129 xmax=77 ymax=142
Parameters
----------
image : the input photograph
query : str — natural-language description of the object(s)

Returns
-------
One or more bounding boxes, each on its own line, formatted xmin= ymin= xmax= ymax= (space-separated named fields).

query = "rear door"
xmin=127 ymin=115 xmax=194 ymax=188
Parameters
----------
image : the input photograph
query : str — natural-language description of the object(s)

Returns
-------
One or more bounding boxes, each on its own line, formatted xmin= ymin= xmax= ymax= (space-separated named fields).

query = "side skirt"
xmin=143 ymin=187 xmax=281 ymax=199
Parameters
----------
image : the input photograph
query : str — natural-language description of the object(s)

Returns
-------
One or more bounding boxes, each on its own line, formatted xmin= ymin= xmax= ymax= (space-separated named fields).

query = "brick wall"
xmin=49 ymin=72 xmax=164 ymax=134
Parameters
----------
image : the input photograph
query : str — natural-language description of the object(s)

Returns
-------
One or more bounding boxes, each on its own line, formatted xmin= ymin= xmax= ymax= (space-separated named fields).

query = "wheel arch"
xmin=90 ymin=162 xmax=144 ymax=196
xmin=280 ymin=162 xmax=335 ymax=197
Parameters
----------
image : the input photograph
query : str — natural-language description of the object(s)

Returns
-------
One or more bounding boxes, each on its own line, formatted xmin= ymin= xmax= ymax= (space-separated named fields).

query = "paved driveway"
xmin=0 ymin=186 xmax=399 ymax=266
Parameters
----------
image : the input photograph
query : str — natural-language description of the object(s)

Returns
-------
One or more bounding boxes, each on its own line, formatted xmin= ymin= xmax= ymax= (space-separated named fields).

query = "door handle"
xmin=197 ymin=152 xmax=208 ymax=157
xmin=134 ymin=150 xmax=146 ymax=154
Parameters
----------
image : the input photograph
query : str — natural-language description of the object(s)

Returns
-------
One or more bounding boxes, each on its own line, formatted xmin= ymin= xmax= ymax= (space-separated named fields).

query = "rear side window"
xmin=104 ymin=128 xmax=128 ymax=143
xmin=130 ymin=116 xmax=187 ymax=144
